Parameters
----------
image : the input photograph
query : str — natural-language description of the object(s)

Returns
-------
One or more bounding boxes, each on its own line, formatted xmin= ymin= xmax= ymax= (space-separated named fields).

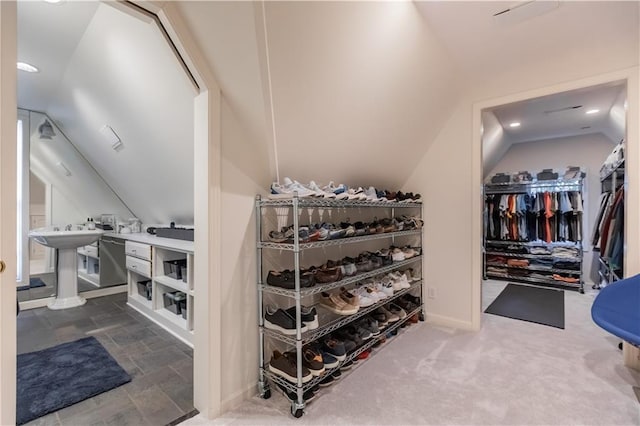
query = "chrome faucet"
xmin=53 ymin=226 xmax=60 ymax=231
xmin=64 ymin=224 xmax=73 ymax=231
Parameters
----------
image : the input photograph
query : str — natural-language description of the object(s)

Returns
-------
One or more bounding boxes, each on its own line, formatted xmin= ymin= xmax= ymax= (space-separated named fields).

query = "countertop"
xmin=104 ymin=232 xmax=194 ymax=254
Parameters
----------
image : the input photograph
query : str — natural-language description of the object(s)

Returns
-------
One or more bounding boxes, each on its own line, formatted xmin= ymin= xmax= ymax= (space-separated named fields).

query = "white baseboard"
xmin=20 ymin=297 xmax=54 ymax=310
xmin=426 ymin=312 xmax=475 ymax=331
xmin=83 ymin=284 xmax=127 ymax=298
xmin=19 ymin=285 xmax=127 ymax=311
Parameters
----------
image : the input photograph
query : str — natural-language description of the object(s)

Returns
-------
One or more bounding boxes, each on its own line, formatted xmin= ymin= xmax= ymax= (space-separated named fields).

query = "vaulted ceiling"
xmin=16 ymin=0 xmax=640 ymax=213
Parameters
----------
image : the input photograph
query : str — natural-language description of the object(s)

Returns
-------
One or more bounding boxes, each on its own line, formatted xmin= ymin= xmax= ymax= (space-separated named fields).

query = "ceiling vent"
xmin=493 ymin=1 xmax=560 ymax=26
xmin=544 ymin=105 xmax=582 ymax=114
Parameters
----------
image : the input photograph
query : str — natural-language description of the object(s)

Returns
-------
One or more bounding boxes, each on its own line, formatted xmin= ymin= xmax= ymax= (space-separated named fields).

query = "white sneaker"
xmin=387 ymin=273 xmax=403 ymax=292
xmin=323 ymin=181 xmax=349 ymax=200
xmin=376 ymin=279 xmax=394 ymax=297
xmin=364 ymin=186 xmax=380 ymax=201
xmin=391 ymin=247 xmax=406 ymax=262
xmin=353 ymin=287 xmax=376 ymax=307
xmin=268 ymin=177 xmax=315 ymax=199
xmin=346 ymin=187 xmax=367 ymax=200
xmin=308 ymin=181 xmax=336 ymax=198
xmin=390 ymin=271 xmax=411 ymax=289
xmin=361 ymin=282 xmax=384 ymax=302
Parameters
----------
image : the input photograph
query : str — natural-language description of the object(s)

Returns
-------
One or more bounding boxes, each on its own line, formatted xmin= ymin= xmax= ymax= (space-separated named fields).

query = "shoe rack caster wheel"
xmin=419 ymin=312 xmax=425 ymax=322
xmin=292 ymin=408 xmax=304 ymax=418
xmin=262 ymin=389 xmax=271 ymax=399
xmin=579 ymin=288 xmax=585 ymax=294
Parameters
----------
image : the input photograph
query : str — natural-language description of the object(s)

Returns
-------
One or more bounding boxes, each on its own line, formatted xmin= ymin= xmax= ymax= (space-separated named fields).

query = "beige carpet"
xmin=185 ymin=280 xmax=640 ymax=425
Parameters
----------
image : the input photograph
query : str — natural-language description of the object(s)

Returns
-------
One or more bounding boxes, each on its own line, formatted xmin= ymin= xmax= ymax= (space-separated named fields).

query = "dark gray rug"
xmin=17 ymin=336 xmax=131 ymax=425
xmin=485 ymin=283 xmax=565 ymax=329
xmin=16 ymin=277 xmax=47 ymax=292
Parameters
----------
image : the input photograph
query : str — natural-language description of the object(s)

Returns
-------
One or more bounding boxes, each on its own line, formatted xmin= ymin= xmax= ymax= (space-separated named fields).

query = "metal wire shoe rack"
xmin=256 ymin=194 xmax=424 ymax=418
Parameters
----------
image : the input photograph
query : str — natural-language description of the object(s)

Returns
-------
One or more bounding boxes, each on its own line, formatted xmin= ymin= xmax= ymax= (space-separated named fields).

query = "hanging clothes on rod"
xmin=485 ymin=190 xmax=583 ymax=243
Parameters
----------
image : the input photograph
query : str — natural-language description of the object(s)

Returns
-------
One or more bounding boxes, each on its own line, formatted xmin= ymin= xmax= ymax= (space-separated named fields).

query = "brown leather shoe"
xmin=312 ymin=266 xmax=343 ymax=284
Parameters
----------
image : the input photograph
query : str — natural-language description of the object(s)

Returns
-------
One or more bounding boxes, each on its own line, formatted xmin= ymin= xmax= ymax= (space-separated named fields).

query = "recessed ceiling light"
xmin=509 ymin=122 xmax=521 ymax=128
xmin=586 ymin=109 xmax=600 ymax=115
xmin=17 ymin=62 xmax=39 ymax=73
xmin=43 ymin=0 xmax=63 ymax=3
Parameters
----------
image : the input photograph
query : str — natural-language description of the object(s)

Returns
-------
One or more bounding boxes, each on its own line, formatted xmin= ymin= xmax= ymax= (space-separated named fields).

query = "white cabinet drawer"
xmin=126 ymin=255 xmax=151 ymax=278
xmin=85 ymin=245 xmax=98 ymax=258
xmin=125 ymin=241 xmax=151 ymax=261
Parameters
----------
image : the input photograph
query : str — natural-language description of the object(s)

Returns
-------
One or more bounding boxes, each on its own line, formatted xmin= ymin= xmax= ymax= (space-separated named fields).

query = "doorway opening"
xmin=14 ymin=1 xmax=202 ymax=424
xmin=472 ymin=70 xmax=639 ymax=329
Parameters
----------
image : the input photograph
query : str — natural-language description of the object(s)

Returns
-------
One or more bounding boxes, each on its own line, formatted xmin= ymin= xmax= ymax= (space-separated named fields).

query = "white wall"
xmin=481 ymin=110 xmax=510 ymax=176
xmin=262 ymin=1 xmax=461 ymax=188
xmin=50 ymin=186 xmax=85 ymax=227
xmin=487 ymin=133 xmax=615 ymax=285
xmin=45 ymin=3 xmax=196 ymax=225
xmin=405 ymin=76 xmax=638 ymax=330
xmin=606 ymin=85 xmax=627 ymax=143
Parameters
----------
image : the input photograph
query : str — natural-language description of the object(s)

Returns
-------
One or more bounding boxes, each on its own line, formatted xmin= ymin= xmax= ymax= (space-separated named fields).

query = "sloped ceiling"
xmin=177 ymin=1 xmax=462 ymax=190
xmin=261 ymin=1 xmax=461 ymax=189
xmin=415 ymin=1 xmax=639 ymax=95
xmin=17 ymin=1 xmax=99 ymax=112
xmin=18 ymin=2 xmax=195 ymax=225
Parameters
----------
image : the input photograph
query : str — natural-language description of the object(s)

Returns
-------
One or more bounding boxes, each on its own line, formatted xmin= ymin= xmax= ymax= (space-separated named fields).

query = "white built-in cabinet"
xmin=77 ymin=242 xmax=100 ymax=286
xmin=124 ymin=238 xmax=194 ymax=346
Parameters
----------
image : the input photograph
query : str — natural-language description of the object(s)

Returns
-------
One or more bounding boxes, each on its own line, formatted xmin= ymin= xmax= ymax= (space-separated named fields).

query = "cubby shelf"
xmin=124 ymin=237 xmax=194 ymax=347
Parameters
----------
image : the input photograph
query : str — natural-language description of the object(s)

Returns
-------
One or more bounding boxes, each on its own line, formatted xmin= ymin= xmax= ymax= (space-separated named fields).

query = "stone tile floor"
xmin=18 ymin=273 xmax=114 ymax=303
xmin=19 ymin=293 xmax=194 ymax=425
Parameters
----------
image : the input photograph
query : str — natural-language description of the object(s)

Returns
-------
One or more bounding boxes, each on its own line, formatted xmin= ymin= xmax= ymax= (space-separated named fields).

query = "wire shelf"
xmin=261 ymin=281 xmax=422 ymax=346
xmin=260 ymin=256 xmax=422 ymax=297
xmin=258 ymin=198 xmax=423 ymax=209
xmin=259 ymin=229 xmax=422 ymax=251
xmin=485 ymin=240 xmax=581 ymax=248
xmin=485 ymin=262 xmax=581 ymax=275
xmin=600 ymin=159 xmax=624 ymax=182
xmin=486 ymin=273 xmax=581 ymax=289
xmin=485 ymin=251 xmax=581 ymax=261
xmin=484 ymin=178 xmax=583 ymax=194
xmin=262 ymin=305 xmax=423 ymax=394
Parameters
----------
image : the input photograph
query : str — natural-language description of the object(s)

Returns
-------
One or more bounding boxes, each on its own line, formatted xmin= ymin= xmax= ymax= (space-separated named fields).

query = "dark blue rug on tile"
xmin=17 ymin=336 xmax=131 ymax=425
xmin=16 ymin=277 xmax=47 ymax=292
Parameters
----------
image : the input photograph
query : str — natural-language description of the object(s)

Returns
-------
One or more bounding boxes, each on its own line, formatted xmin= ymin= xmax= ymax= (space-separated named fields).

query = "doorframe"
xmin=471 ymin=67 xmax=640 ymax=331
xmin=0 ymin=2 xmax=18 ymax=424
xmin=1 ymin=0 xmax=225 ymax=421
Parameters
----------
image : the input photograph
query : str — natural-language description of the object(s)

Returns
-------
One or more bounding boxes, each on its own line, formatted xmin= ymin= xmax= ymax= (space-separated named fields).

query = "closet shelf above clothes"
xmin=600 ymin=159 xmax=624 ymax=183
xmin=484 ymin=178 xmax=583 ymax=194
xmin=485 ymin=262 xmax=581 ymax=275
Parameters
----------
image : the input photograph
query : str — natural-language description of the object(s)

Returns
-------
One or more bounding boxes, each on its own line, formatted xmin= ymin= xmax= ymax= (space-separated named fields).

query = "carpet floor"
xmin=184 ymin=280 xmax=640 ymax=425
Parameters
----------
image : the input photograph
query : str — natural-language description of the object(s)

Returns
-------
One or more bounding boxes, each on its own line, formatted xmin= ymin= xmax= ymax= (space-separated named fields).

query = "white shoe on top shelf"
xmin=268 ymin=177 xmax=315 ymax=199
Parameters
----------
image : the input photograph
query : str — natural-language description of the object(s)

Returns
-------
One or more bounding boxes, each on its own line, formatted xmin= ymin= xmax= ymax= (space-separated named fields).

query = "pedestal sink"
xmin=29 ymin=227 xmax=104 ymax=310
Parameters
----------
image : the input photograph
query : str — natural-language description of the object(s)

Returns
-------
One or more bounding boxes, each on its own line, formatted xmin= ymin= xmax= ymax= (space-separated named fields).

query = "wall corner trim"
xmin=426 ymin=313 xmax=476 ymax=331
